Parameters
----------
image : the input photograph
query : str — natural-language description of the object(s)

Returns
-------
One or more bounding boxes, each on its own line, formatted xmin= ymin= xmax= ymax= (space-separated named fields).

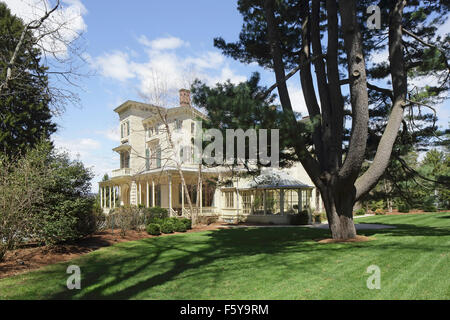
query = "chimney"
xmin=179 ymin=89 xmax=191 ymax=107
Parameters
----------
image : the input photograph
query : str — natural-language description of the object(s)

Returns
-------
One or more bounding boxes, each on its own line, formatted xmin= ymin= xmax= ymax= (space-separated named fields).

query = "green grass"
xmin=0 ymin=213 xmax=449 ymax=300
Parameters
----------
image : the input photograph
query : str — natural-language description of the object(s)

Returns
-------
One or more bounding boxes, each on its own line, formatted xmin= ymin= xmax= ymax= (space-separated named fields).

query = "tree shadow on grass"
xmin=47 ymin=219 xmax=449 ymax=300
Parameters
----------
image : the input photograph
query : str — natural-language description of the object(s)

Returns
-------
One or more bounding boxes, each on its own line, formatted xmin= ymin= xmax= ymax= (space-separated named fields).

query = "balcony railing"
xmin=111 ymin=168 xmax=131 ymax=178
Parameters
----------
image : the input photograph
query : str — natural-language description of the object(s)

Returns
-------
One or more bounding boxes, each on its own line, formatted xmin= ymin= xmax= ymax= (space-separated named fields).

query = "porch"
xmin=98 ymin=169 xmax=219 ymax=217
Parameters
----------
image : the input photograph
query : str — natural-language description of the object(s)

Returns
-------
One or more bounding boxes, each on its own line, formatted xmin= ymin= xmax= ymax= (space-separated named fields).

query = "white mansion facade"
xmin=99 ymin=89 xmax=323 ymax=223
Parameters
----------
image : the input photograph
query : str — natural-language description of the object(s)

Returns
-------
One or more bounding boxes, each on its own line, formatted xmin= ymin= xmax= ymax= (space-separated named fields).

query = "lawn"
xmin=0 ymin=213 xmax=449 ymax=300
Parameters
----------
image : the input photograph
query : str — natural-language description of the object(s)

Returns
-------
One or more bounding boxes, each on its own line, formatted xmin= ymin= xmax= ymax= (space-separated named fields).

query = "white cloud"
xmin=53 ymin=136 xmax=100 ymax=158
xmin=138 ymin=35 xmax=188 ymax=51
xmin=4 ymin=0 xmax=88 ymax=57
xmin=96 ymin=127 xmax=120 ymax=142
xmin=92 ymin=35 xmax=247 ymax=103
xmin=94 ymin=51 xmax=135 ymax=81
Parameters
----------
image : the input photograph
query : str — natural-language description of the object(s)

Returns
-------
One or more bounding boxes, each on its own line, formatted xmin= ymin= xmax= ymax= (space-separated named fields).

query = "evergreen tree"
xmin=0 ymin=3 xmax=56 ymax=156
xmin=193 ymin=0 xmax=449 ymax=239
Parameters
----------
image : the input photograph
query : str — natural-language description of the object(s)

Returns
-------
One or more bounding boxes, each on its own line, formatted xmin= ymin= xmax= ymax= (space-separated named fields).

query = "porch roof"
xmin=241 ymin=171 xmax=313 ymax=190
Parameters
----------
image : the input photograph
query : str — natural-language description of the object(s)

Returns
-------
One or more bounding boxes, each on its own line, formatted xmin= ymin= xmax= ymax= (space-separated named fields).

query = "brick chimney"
xmin=179 ymin=89 xmax=191 ymax=107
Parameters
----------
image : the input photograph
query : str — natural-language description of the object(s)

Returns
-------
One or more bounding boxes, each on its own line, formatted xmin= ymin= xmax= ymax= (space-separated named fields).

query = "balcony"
xmin=112 ymin=168 xmax=131 ymax=178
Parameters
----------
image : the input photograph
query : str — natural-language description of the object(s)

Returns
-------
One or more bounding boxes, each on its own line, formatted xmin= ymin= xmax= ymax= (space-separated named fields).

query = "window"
xmin=241 ymin=192 xmax=252 ymax=214
xmin=175 ymin=119 xmax=182 ymax=130
xmin=121 ymin=151 xmax=130 ymax=169
xmin=156 ymin=146 xmax=161 ymax=168
xmin=224 ymin=191 xmax=234 ymax=208
xmin=155 ymin=124 xmax=159 ymax=135
xmin=127 ymin=120 xmax=130 ymax=136
xmin=191 ymin=122 xmax=195 ymax=134
xmin=121 ymin=124 xmax=124 ymax=139
xmin=145 ymin=148 xmax=150 ymax=171
xmin=180 ymin=148 xmax=184 ymax=163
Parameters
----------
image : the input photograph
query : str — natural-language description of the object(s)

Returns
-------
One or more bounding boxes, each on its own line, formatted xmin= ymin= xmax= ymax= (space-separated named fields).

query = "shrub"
xmin=145 ymin=207 xmax=169 ymax=223
xmin=397 ymin=202 xmax=410 ymax=213
xmin=370 ymin=200 xmax=385 ymax=212
xmin=290 ymin=210 xmax=310 ymax=225
xmin=355 ymin=208 xmax=366 ymax=216
xmin=181 ymin=218 xmax=192 ymax=230
xmin=313 ymin=214 xmax=322 ymax=223
xmin=422 ymin=198 xmax=437 ymax=212
xmin=161 ymin=221 xmax=175 ymax=234
xmin=174 ymin=220 xmax=187 ymax=233
xmin=146 ymin=223 xmax=161 ymax=236
xmin=0 ymin=142 xmax=50 ymax=261
xmin=375 ymin=208 xmax=386 ymax=215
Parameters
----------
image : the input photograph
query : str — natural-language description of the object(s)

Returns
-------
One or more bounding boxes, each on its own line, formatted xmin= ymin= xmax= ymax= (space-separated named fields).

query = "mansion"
xmin=98 ymin=89 xmax=324 ymax=224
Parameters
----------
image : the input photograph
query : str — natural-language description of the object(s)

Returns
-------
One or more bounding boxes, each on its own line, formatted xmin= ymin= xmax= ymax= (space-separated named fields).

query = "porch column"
xmin=251 ymin=190 xmax=255 ymax=214
xmin=138 ymin=182 xmax=142 ymax=206
xmin=119 ymin=185 xmax=122 ymax=206
xmin=298 ymin=189 xmax=302 ymax=213
xmin=263 ymin=189 xmax=267 ymax=215
xmin=152 ymin=180 xmax=155 ymax=207
xmin=113 ymin=186 xmax=116 ymax=208
xmin=168 ymin=174 xmax=172 ymax=215
xmin=100 ymin=187 xmax=103 ymax=209
xmin=146 ymin=181 xmax=150 ymax=208
xmin=104 ymin=187 xmax=107 ymax=208
xmin=280 ymin=189 xmax=285 ymax=215
xmin=109 ymin=186 xmax=112 ymax=209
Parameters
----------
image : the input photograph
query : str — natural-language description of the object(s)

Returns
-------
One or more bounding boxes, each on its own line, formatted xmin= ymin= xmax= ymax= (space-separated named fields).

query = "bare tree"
xmin=0 ymin=0 xmax=90 ymax=114
xmin=137 ymin=69 xmax=200 ymax=225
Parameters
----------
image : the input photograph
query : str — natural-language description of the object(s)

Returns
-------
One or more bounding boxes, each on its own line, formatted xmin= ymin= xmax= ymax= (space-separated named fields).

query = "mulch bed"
xmin=317 ymin=235 xmax=375 ymax=244
xmin=0 ymin=223 xmax=229 ymax=280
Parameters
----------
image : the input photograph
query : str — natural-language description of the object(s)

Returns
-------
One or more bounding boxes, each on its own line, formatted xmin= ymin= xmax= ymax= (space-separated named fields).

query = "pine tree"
xmin=193 ymin=0 xmax=449 ymax=239
xmin=0 ymin=3 xmax=56 ymax=156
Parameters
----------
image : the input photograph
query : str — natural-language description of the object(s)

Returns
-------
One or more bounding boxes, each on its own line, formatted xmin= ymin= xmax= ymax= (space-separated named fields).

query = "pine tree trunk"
xmin=322 ymin=187 xmax=357 ymax=240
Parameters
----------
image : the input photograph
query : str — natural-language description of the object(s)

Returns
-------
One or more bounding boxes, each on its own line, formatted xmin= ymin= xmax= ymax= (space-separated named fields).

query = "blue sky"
xmin=4 ymin=0 xmax=449 ymax=192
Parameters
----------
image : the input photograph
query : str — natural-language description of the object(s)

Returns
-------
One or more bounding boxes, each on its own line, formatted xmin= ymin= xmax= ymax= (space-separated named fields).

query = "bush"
xmin=0 ymin=142 xmax=50 ymax=261
xmin=397 ymin=202 xmax=410 ymax=213
xmin=145 ymin=207 xmax=169 ymax=223
xmin=313 ymin=214 xmax=322 ymax=223
xmin=174 ymin=220 xmax=187 ymax=233
xmin=370 ymin=200 xmax=385 ymax=212
xmin=422 ymin=198 xmax=437 ymax=212
xmin=181 ymin=218 xmax=192 ymax=230
xmin=161 ymin=221 xmax=175 ymax=234
xmin=290 ymin=210 xmax=310 ymax=225
xmin=355 ymin=208 xmax=366 ymax=216
xmin=146 ymin=223 xmax=161 ymax=236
